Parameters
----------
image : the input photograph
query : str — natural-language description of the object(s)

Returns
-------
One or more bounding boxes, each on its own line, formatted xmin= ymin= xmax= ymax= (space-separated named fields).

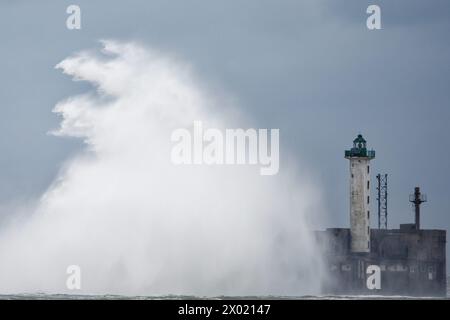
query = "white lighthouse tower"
xmin=345 ymin=134 xmax=375 ymax=253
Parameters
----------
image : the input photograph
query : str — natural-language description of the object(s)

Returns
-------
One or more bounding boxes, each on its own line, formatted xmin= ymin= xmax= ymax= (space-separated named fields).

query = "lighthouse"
xmin=345 ymin=134 xmax=375 ymax=253
xmin=317 ymin=135 xmax=446 ymax=296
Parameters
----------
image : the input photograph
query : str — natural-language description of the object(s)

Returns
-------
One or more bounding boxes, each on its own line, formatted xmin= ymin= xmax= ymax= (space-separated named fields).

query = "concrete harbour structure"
xmin=316 ymin=135 xmax=447 ymax=296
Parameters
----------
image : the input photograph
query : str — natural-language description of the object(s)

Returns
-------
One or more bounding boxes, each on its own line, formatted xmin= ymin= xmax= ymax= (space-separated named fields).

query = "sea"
xmin=0 ymin=277 xmax=449 ymax=300
xmin=0 ymin=293 xmax=448 ymax=300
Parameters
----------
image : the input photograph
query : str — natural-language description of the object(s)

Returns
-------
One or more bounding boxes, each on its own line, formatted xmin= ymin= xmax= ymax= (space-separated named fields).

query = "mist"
xmin=0 ymin=40 xmax=326 ymax=296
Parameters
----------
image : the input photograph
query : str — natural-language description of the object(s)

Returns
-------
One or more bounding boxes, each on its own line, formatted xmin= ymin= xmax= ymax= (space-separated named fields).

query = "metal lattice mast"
xmin=376 ymin=174 xmax=388 ymax=229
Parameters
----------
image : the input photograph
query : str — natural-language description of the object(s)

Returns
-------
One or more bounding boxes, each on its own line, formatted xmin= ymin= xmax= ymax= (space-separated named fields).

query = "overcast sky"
xmin=0 ymin=1 xmax=449 ymax=249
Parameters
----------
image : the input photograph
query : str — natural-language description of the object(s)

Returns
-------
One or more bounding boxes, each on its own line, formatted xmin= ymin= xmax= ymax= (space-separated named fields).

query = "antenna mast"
xmin=409 ymin=187 xmax=427 ymax=230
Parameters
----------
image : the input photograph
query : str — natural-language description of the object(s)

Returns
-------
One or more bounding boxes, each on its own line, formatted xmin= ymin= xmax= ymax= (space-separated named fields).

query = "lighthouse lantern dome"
xmin=345 ymin=134 xmax=375 ymax=159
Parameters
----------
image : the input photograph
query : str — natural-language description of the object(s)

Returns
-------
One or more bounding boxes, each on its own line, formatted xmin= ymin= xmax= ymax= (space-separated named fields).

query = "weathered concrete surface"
xmin=348 ymin=158 xmax=371 ymax=253
xmin=316 ymin=227 xmax=447 ymax=296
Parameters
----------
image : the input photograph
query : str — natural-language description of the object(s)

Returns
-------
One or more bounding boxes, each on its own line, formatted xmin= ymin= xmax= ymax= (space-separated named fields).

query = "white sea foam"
xmin=0 ymin=41 xmax=325 ymax=296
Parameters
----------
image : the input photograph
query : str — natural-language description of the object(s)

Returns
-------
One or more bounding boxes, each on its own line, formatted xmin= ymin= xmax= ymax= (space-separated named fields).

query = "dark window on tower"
xmin=367 ymin=181 xmax=370 ymax=190
xmin=367 ymin=166 xmax=370 ymax=173
xmin=368 ymin=226 xmax=370 ymax=235
xmin=367 ymin=196 xmax=370 ymax=204
xmin=367 ymin=211 xmax=370 ymax=219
